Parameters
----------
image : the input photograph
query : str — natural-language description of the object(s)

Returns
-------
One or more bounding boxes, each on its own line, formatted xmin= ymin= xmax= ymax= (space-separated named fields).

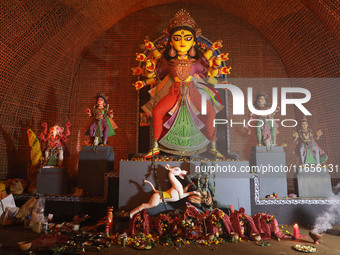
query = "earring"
xmin=169 ymin=45 xmax=176 ymax=57
xmin=189 ymin=46 xmax=196 ymax=57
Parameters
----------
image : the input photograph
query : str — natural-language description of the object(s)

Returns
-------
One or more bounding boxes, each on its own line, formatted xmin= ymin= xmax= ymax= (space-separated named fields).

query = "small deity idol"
xmin=293 ymin=116 xmax=327 ymax=166
xmin=39 ymin=122 xmax=71 ymax=167
xmin=85 ymin=92 xmax=117 ymax=146
xmin=247 ymin=91 xmax=279 ymax=149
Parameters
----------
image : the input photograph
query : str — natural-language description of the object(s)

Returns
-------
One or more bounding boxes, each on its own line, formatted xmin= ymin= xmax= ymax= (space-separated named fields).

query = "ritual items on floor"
xmin=30 ymin=197 xmax=47 ymax=232
xmin=0 ymin=205 xmax=19 ymax=226
xmin=180 ymin=203 xmax=209 ymax=240
xmin=132 ymin=9 xmax=231 ymax=159
xmin=85 ymin=92 xmax=117 ymax=146
xmin=105 ymin=207 xmax=114 ymax=237
xmin=0 ymin=194 xmax=16 ymax=219
xmin=154 ymin=213 xmax=174 ymax=236
xmin=15 ymin=197 xmax=37 ymax=222
xmin=206 ymin=208 xmax=237 ymax=240
xmin=17 ymin=241 xmax=32 ymax=251
xmin=4 ymin=203 xmax=291 ymax=253
xmin=230 ymin=207 xmax=261 ymax=241
xmin=309 ymin=231 xmax=322 ymax=244
xmin=129 ymin=209 xmax=150 ymax=236
xmin=125 ymin=205 xmax=287 ymax=249
xmin=8 ymin=178 xmax=27 ymax=195
xmin=294 ymin=244 xmax=317 ymax=253
xmin=253 ymin=213 xmax=285 ymax=240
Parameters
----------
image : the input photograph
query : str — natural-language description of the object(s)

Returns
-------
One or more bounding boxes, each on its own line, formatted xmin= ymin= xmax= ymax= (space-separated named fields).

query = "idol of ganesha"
xmin=132 ymin=10 xmax=231 ymax=159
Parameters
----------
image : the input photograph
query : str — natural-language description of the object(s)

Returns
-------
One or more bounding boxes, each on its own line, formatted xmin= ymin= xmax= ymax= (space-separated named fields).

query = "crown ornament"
xmin=96 ymin=91 xmax=108 ymax=101
xmin=301 ymin=116 xmax=308 ymax=122
xmin=256 ymin=90 xmax=267 ymax=99
xmin=163 ymin=9 xmax=202 ymax=38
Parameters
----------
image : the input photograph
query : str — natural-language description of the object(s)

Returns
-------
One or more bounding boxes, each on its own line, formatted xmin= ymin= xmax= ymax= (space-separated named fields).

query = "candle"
xmin=293 ymin=223 xmax=300 ymax=238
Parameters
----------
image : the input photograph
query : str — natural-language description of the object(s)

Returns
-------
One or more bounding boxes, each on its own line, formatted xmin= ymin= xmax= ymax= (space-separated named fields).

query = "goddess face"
xmin=301 ymin=121 xmax=308 ymax=130
xmin=257 ymin=96 xmax=266 ymax=107
xmin=97 ymin=97 xmax=105 ymax=106
xmin=170 ymin=29 xmax=195 ymax=55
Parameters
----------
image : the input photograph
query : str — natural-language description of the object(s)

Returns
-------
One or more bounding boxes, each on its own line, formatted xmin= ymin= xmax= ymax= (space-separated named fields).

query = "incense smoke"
xmin=312 ymin=183 xmax=340 ymax=234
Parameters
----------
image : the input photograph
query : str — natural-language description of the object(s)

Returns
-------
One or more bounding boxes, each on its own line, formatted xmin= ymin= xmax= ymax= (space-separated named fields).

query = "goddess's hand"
xmin=136 ymin=53 xmax=147 ymax=62
xmin=144 ymin=40 xmax=155 ymax=50
xmin=220 ymin=66 xmax=232 ymax=75
xmin=84 ymin=107 xmax=91 ymax=116
xmin=133 ymin=81 xmax=145 ymax=90
xmin=211 ymin=40 xmax=223 ymax=50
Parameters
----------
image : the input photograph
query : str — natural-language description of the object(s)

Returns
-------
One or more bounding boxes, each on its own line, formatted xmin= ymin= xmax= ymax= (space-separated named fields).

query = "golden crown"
xmin=164 ymin=9 xmax=202 ymax=37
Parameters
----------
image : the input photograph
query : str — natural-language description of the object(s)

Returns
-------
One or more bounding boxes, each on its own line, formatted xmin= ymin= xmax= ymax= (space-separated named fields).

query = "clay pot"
xmin=251 ymin=233 xmax=262 ymax=241
xmin=17 ymin=241 xmax=32 ymax=251
xmin=230 ymin=232 xmax=239 ymax=240
xmin=207 ymin=234 xmax=215 ymax=241
xmin=309 ymin=231 xmax=322 ymax=244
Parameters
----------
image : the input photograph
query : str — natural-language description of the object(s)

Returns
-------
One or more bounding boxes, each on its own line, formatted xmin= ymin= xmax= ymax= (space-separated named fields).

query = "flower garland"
xmin=230 ymin=207 xmax=260 ymax=240
xmin=206 ymin=208 xmax=235 ymax=239
xmin=129 ymin=210 xmax=150 ymax=236
xmin=154 ymin=213 xmax=173 ymax=236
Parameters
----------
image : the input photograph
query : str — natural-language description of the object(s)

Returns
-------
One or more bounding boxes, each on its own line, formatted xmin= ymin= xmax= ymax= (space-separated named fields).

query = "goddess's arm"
xmin=203 ymin=41 xmax=232 ymax=77
xmin=41 ymin=122 xmax=48 ymax=135
xmin=133 ymin=58 xmax=169 ymax=90
xmin=144 ymin=40 xmax=162 ymax=60
xmin=132 ymin=40 xmax=163 ymax=90
xmin=65 ymin=121 xmax=71 ymax=137
xmin=203 ymin=40 xmax=223 ymax=60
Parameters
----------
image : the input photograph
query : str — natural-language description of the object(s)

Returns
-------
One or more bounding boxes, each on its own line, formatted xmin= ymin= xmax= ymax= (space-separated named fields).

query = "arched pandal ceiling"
xmin=59 ymin=0 xmax=339 ymax=77
xmin=0 ymin=0 xmax=339 ymax=178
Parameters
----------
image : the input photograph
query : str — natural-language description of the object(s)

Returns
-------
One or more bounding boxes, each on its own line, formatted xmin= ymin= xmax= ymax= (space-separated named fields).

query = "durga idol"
xmin=132 ymin=10 xmax=231 ymax=159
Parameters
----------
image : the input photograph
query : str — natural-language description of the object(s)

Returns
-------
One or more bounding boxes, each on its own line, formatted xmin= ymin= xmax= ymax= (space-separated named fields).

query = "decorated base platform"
xmin=119 ymin=160 xmax=252 ymax=214
xmin=250 ymin=175 xmax=340 ymax=224
xmin=78 ymin=146 xmax=115 ymax=196
xmin=37 ymin=167 xmax=68 ymax=195
xmin=14 ymin=172 xmax=119 ymax=220
xmin=296 ymin=167 xmax=332 ymax=198
xmin=14 ymin=160 xmax=340 ymax=226
xmin=119 ymin=159 xmax=340 ymax=225
xmin=250 ymin=146 xmax=287 ymax=198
